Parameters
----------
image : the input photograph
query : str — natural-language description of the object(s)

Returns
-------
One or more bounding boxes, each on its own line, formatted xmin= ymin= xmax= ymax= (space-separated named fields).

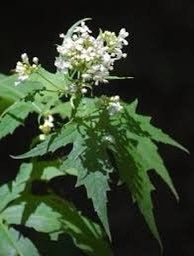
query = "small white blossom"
xmin=39 ymin=134 xmax=46 ymax=141
xmin=32 ymin=57 xmax=39 ymax=65
xmin=59 ymin=33 xmax=65 ymax=38
xmin=108 ymin=96 xmax=123 ymax=116
xmin=21 ymin=53 xmax=29 ymax=64
xmin=103 ymin=135 xmax=115 ymax=144
xmin=14 ymin=53 xmax=39 ymax=86
xmin=39 ymin=115 xmax=54 ymax=135
xmin=74 ymin=21 xmax=92 ymax=35
xmin=81 ymin=87 xmax=87 ymax=94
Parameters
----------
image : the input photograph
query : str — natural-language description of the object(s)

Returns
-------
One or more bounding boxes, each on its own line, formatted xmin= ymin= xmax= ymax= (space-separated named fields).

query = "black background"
xmin=0 ymin=1 xmax=193 ymax=255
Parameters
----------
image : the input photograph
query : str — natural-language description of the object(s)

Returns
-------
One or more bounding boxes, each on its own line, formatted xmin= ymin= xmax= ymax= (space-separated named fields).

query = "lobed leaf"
xmin=13 ymin=122 xmax=77 ymax=159
xmin=0 ymin=222 xmax=39 ymax=256
xmin=0 ymin=101 xmax=38 ymax=140
xmin=124 ymin=99 xmax=188 ymax=152
xmin=60 ymin=122 xmax=112 ymax=240
xmin=0 ymin=161 xmax=112 ymax=256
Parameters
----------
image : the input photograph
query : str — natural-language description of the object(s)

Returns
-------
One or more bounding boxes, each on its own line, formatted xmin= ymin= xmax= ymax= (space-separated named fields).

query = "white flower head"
xmin=14 ymin=53 xmax=39 ymax=86
xmin=55 ymin=21 xmax=129 ymax=87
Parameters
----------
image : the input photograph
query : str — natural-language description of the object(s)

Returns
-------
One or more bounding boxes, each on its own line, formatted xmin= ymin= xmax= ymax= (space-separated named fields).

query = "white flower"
xmin=108 ymin=96 xmax=123 ymax=115
xmin=74 ymin=21 xmax=92 ymax=34
xmin=14 ymin=53 xmax=39 ymax=86
xmin=32 ymin=57 xmax=39 ymax=65
xmin=59 ymin=33 xmax=65 ymax=38
xmin=54 ymin=57 xmax=71 ymax=73
xmin=55 ymin=21 xmax=129 ymax=87
xmin=21 ymin=53 xmax=29 ymax=64
xmin=119 ymin=28 xmax=129 ymax=45
xmin=81 ymin=88 xmax=87 ymax=94
xmin=39 ymin=134 xmax=46 ymax=141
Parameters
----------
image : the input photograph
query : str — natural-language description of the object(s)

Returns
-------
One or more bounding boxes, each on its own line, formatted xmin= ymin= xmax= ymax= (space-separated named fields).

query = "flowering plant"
xmin=0 ymin=18 xmax=187 ymax=255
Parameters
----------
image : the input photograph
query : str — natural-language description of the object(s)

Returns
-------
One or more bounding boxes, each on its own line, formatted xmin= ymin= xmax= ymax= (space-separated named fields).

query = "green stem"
xmin=70 ymin=91 xmax=82 ymax=119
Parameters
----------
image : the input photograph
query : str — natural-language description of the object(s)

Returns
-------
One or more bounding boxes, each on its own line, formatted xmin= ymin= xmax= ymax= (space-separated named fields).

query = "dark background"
xmin=0 ymin=1 xmax=193 ymax=255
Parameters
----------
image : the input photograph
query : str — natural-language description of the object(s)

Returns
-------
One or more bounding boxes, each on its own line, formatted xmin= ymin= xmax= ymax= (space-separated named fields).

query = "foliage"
xmin=0 ymin=18 xmax=187 ymax=255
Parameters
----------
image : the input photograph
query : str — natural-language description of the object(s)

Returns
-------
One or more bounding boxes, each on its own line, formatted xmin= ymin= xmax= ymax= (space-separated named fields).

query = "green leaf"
xmin=31 ymin=159 xmax=62 ymax=179
xmin=49 ymin=101 xmax=72 ymax=118
xmin=135 ymin=137 xmax=179 ymax=200
xmin=0 ymin=163 xmax=39 ymax=255
xmin=60 ymin=123 xmax=112 ymax=240
xmin=0 ymin=98 xmax=13 ymax=116
xmin=13 ymin=122 xmax=77 ymax=159
xmin=108 ymin=127 xmax=163 ymax=247
xmin=0 ymin=161 xmax=111 ymax=255
xmin=106 ymin=99 xmax=188 ymax=248
xmin=0 ymin=73 xmax=10 ymax=112
xmin=0 ymin=101 xmax=37 ymax=140
xmin=0 ymin=75 xmax=24 ymax=101
xmin=0 ymin=74 xmax=7 ymax=80
xmin=0 ymin=221 xmax=39 ymax=256
xmin=124 ymin=99 xmax=188 ymax=152
xmin=0 ymin=163 xmax=33 ymax=212
xmin=79 ymin=171 xmax=111 ymax=239
xmin=31 ymin=67 xmax=69 ymax=92
xmin=0 ymin=75 xmax=44 ymax=102
xmin=2 ymin=196 xmax=112 ymax=256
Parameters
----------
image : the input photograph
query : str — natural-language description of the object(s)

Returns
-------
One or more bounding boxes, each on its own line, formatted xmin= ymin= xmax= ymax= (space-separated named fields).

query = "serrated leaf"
xmin=135 ymin=137 xmax=179 ymax=200
xmin=0 ymin=163 xmax=33 ymax=212
xmin=107 ymin=99 xmax=188 ymax=248
xmin=79 ymin=171 xmax=111 ymax=239
xmin=124 ymin=99 xmax=188 ymax=152
xmin=77 ymin=97 xmax=99 ymax=117
xmin=1 ymin=196 xmax=112 ymax=256
xmin=0 ymin=161 xmax=112 ymax=255
xmin=0 ymin=101 xmax=37 ymax=140
xmin=60 ymin=123 xmax=112 ymax=240
xmin=2 ymin=196 xmax=112 ymax=256
xmin=31 ymin=67 xmax=69 ymax=92
xmin=0 ymin=75 xmax=24 ymax=101
xmin=108 ymin=128 xmax=162 ymax=247
xmin=0 ymin=75 xmax=44 ymax=101
xmin=0 ymin=222 xmax=39 ymax=256
xmin=13 ymin=122 xmax=77 ymax=159
xmin=49 ymin=101 xmax=72 ymax=118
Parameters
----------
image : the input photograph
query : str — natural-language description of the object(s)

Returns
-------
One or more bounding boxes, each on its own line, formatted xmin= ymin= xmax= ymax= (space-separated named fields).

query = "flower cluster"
xmin=14 ymin=53 xmax=39 ymax=86
xmin=39 ymin=115 xmax=54 ymax=140
xmin=55 ymin=21 xmax=129 ymax=89
xmin=107 ymin=96 xmax=123 ymax=116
